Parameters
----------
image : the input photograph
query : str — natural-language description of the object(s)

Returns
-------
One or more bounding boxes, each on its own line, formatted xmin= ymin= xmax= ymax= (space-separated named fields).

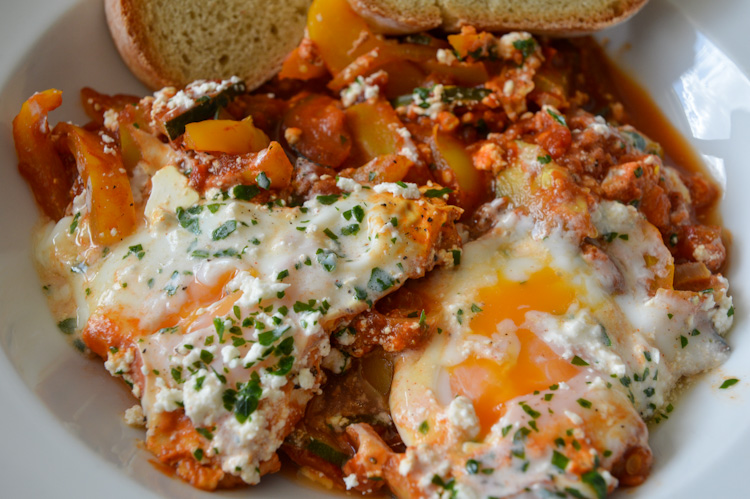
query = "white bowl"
xmin=1 ymin=0 xmax=748 ymax=497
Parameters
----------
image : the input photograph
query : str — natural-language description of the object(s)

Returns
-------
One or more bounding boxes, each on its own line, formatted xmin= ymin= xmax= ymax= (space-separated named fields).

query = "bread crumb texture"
xmin=115 ymin=0 xmax=312 ymax=89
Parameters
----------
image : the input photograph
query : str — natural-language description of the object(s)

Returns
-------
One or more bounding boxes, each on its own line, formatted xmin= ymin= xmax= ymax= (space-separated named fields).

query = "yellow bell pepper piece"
xmin=345 ymin=100 xmax=404 ymax=165
xmin=431 ymin=128 xmax=485 ymax=210
xmin=61 ymin=123 xmax=136 ymax=246
xmin=307 ymin=0 xmax=384 ymax=75
xmin=183 ymin=118 xmax=270 ymax=155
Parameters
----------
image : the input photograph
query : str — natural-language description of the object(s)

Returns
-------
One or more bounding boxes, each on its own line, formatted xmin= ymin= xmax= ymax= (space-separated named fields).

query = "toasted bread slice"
xmin=349 ymin=0 xmax=649 ymax=35
xmin=105 ymin=0 xmax=312 ymax=90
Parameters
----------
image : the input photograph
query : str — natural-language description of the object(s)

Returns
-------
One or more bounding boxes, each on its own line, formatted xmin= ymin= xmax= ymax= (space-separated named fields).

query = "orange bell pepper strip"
xmin=183 ymin=118 xmax=270 ymax=155
xmin=431 ymin=127 xmax=487 ymax=211
xmin=202 ymin=142 xmax=294 ymax=191
xmin=12 ymin=89 xmax=72 ymax=220
xmin=59 ymin=123 xmax=136 ymax=246
xmin=347 ymin=154 xmax=413 ymax=184
xmin=419 ymin=60 xmax=489 ymax=87
xmin=80 ymin=87 xmax=140 ymax=126
xmin=328 ymin=41 xmax=440 ymax=92
xmin=345 ymin=100 xmax=406 ymax=165
xmin=379 ymin=60 xmax=426 ymax=100
xmin=307 ymin=0 xmax=384 ymax=75
xmin=279 ymin=46 xmax=329 ymax=81
xmin=447 ymin=27 xmax=497 ymax=60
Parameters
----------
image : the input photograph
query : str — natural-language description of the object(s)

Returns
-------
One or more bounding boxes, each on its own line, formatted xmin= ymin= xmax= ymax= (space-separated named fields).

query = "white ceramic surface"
xmin=0 ymin=0 xmax=748 ymax=497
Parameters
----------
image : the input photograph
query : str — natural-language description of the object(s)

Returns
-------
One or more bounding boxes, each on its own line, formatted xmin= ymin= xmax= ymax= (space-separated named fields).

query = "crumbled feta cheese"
xmin=564 ymin=410 xmax=583 ymax=425
xmin=104 ymin=348 xmax=134 ymax=376
xmin=183 ymin=370 xmax=224 ymax=426
xmin=340 ymin=71 xmax=384 ymax=107
xmin=373 ymin=182 xmax=421 ymax=199
xmin=336 ymin=176 xmax=362 ymax=192
xmin=395 ymin=127 xmax=420 ymax=162
xmin=221 ymin=345 xmax=241 ymax=368
xmin=124 ymin=404 xmax=145 ymax=427
xmin=410 ymin=84 xmax=446 ymax=119
xmin=102 ymin=109 xmax=119 ymax=131
xmin=344 ymin=474 xmax=359 ymax=490
xmin=243 ymin=342 xmax=266 ymax=366
xmin=231 ymin=271 xmax=290 ymax=308
xmin=498 ymin=32 xmax=533 ymax=59
xmin=296 ymin=368 xmax=316 ymax=390
xmin=335 ymin=329 xmax=356 ymax=346
xmin=447 ymin=396 xmax=480 ymax=439
xmin=322 ymin=348 xmax=350 ymax=374
xmin=153 ymin=376 xmax=183 ymax=413
xmin=436 ymin=48 xmax=457 ymax=65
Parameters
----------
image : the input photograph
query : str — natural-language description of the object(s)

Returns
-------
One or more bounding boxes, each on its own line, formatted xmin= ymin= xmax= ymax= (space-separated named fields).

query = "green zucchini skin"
xmin=164 ymin=80 xmax=247 ymax=140
xmin=392 ymin=84 xmax=491 ymax=109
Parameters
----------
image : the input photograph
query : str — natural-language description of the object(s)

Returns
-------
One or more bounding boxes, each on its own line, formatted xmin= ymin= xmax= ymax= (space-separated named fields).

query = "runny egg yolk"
xmin=448 ymin=267 xmax=581 ymax=437
xmin=152 ymin=269 xmax=240 ymax=333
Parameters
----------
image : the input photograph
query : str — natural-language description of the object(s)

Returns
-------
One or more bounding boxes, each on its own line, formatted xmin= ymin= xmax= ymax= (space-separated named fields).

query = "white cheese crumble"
xmin=410 ymin=84 xmax=446 ymax=119
xmin=564 ymin=410 xmax=583 ymax=425
xmin=447 ymin=396 xmax=480 ymax=439
xmin=395 ymin=127 xmax=420 ymax=163
xmin=498 ymin=32 xmax=534 ymax=59
xmin=221 ymin=345 xmax=241 ymax=368
xmin=344 ymin=473 xmax=359 ymax=490
xmin=336 ymin=176 xmax=362 ymax=192
xmin=153 ymin=376 xmax=183 ymax=413
xmin=373 ymin=182 xmax=421 ymax=199
xmin=296 ymin=368 xmax=316 ymax=390
xmin=183 ymin=370 xmax=224 ymax=426
xmin=436 ymin=48 xmax=457 ymax=65
xmin=231 ymin=271 xmax=290 ymax=308
xmin=243 ymin=342 xmax=267 ymax=366
xmin=123 ymin=404 xmax=145 ymax=427
xmin=104 ymin=348 xmax=134 ymax=376
xmin=322 ymin=348 xmax=350 ymax=374
xmin=102 ymin=109 xmax=119 ymax=131
xmin=340 ymin=71 xmax=384 ymax=107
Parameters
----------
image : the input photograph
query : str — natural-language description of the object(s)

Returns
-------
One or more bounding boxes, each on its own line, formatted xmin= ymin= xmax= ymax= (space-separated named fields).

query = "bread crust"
xmin=105 ymin=0 xmax=309 ymax=91
xmin=349 ymin=0 xmax=650 ymax=35
xmin=105 ymin=0 xmax=172 ymax=90
xmin=348 ymin=0 xmax=441 ymax=34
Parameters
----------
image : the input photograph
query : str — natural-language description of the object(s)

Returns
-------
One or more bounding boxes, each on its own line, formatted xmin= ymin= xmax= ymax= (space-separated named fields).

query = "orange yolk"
xmin=448 ymin=267 xmax=580 ymax=437
xmin=152 ymin=270 xmax=239 ymax=333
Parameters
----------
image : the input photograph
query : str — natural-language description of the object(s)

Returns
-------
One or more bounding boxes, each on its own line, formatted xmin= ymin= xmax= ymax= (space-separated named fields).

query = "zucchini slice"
xmin=392 ymin=84 xmax=491 ymax=109
xmin=164 ymin=80 xmax=247 ymax=140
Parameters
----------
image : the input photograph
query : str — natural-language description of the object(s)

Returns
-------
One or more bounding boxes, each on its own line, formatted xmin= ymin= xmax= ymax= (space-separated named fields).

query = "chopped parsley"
xmin=424 ymin=187 xmax=453 ymax=198
xmin=367 ymin=267 xmax=394 ymax=292
xmin=720 ymin=378 xmax=739 ymax=389
xmin=69 ymin=212 xmax=81 ymax=234
xmin=57 ymin=318 xmax=77 ymax=335
xmin=212 ymin=220 xmax=237 ymax=240
xmin=176 ymin=205 xmax=203 ymax=234
xmin=232 ymin=184 xmax=260 ymax=201
xmin=551 ymin=450 xmax=569 ymax=471
xmin=316 ymin=194 xmax=340 ymax=205
xmin=571 ymin=355 xmax=589 ymax=366
xmin=418 ymin=421 xmax=429 ymax=434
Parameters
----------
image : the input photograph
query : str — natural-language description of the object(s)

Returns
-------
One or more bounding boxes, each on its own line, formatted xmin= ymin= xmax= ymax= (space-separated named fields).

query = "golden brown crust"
xmin=104 ymin=0 xmax=311 ymax=91
xmin=349 ymin=0 xmax=650 ymax=35
xmin=105 ymin=0 xmax=172 ymax=90
xmin=348 ymin=0 xmax=441 ymax=34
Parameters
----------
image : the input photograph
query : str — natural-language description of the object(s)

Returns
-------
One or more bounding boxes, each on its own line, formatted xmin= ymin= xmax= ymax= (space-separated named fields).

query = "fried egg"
xmin=34 ymin=167 xmax=459 ymax=488
xmin=385 ymin=199 xmax=733 ymax=498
